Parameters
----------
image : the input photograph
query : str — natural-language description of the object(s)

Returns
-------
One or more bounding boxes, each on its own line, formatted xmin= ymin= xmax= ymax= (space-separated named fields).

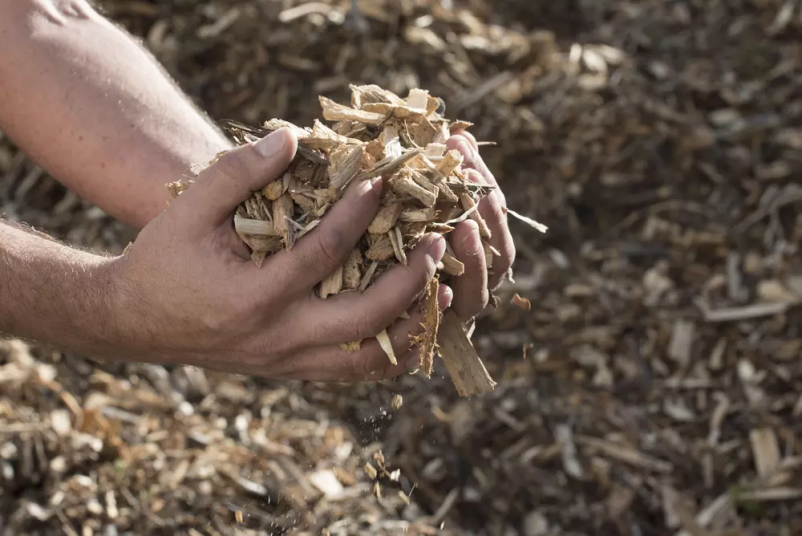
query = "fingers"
xmin=446 ymin=134 xmax=506 ymax=206
xmin=176 ymin=128 xmax=298 ymax=234
xmin=292 ymin=233 xmax=446 ymax=346
xmin=262 ymin=175 xmax=383 ymax=296
xmin=449 ymin=128 xmax=479 ymax=150
xmin=448 ymin=220 xmax=488 ymax=319
xmin=464 ymin=169 xmax=515 ymax=289
xmin=445 ymin=133 xmax=516 ymax=290
xmin=268 ymin=284 xmax=453 ymax=382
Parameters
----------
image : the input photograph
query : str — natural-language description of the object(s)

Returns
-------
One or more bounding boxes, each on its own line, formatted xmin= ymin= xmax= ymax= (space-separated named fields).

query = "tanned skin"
xmin=0 ymin=0 xmax=514 ymax=380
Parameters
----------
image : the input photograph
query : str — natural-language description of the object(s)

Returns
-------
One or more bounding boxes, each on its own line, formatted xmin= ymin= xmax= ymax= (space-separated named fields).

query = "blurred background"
xmin=2 ymin=0 xmax=802 ymax=534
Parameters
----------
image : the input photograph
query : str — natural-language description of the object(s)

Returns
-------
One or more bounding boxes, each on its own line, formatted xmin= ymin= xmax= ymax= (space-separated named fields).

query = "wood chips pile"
xmin=2 ymin=0 xmax=802 ymax=534
xmin=168 ymin=84 xmax=544 ymax=396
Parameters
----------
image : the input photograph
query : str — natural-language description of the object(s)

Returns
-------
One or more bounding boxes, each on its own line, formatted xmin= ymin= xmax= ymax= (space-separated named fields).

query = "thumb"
xmin=177 ymin=128 xmax=298 ymax=233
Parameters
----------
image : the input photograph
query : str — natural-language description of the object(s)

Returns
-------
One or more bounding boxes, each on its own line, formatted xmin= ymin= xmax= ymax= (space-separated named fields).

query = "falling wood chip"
xmin=437 ymin=310 xmax=496 ymax=396
xmin=376 ymin=329 xmax=397 ymax=365
xmin=511 ymin=294 xmax=531 ymax=311
xmin=413 ymin=277 xmax=441 ymax=378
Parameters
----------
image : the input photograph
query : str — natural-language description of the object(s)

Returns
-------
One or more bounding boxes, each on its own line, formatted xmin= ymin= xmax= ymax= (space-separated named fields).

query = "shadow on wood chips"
xmin=2 ymin=0 xmax=802 ymax=534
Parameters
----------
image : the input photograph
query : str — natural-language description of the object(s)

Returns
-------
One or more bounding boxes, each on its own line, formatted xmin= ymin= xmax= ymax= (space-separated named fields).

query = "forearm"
xmin=0 ymin=221 xmax=119 ymax=357
xmin=0 ymin=0 xmax=232 ymax=229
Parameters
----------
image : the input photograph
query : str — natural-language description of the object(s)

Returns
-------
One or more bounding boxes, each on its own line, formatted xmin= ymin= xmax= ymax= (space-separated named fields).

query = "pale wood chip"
xmin=750 ymin=427 xmax=781 ymax=478
xmin=320 ymin=95 xmax=387 ymax=125
xmin=575 ymin=436 xmax=672 ymax=473
xmin=343 ymin=249 xmax=362 ymax=290
xmin=234 ymin=215 xmax=275 ymax=237
xmin=400 ymin=206 xmax=438 ymax=222
xmin=368 ymin=202 xmax=403 ymax=234
xmin=437 ymin=310 xmax=496 ymax=396
xmin=405 ymin=88 xmax=430 ymax=111
xmin=381 ymin=123 xmax=403 ymax=159
xmin=441 ymin=251 xmax=465 ymax=276
xmin=328 ymin=144 xmax=365 ymax=192
xmin=366 ymin=233 xmax=395 ymax=261
xmin=359 ymin=261 xmax=379 ymax=292
xmin=437 ymin=149 xmax=463 ymax=177
xmin=389 ymin=169 xmax=438 ymax=207
xmin=350 ymin=84 xmax=405 ymax=107
xmin=272 ymin=192 xmax=295 ymax=247
xmin=320 ymin=265 xmax=343 ymax=299
xmin=459 ymin=192 xmax=492 ymax=239
xmin=262 ymin=173 xmax=290 ymax=200
xmin=667 ymin=319 xmax=695 ymax=366
xmin=376 ymin=329 xmax=397 ymax=365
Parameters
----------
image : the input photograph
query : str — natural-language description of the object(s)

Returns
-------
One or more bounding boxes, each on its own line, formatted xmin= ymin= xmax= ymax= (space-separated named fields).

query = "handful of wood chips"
xmin=169 ymin=84 xmax=544 ymax=396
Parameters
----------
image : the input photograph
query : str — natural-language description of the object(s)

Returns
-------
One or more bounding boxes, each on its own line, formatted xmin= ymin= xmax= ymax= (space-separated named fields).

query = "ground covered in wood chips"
xmin=2 ymin=0 xmax=802 ymax=534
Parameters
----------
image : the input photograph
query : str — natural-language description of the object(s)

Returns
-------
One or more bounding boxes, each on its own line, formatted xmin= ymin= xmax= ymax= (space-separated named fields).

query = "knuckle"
xmin=351 ymin=312 xmax=382 ymax=340
xmin=350 ymin=351 xmax=374 ymax=378
xmin=213 ymin=147 xmax=254 ymax=184
xmin=314 ymin=228 xmax=347 ymax=269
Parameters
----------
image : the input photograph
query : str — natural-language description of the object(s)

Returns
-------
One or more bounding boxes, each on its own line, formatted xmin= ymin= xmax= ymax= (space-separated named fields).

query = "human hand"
xmin=445 ymin=129 xmax=516 ymax=319
xmin=105 ymin=128 xmax=451 ymax=381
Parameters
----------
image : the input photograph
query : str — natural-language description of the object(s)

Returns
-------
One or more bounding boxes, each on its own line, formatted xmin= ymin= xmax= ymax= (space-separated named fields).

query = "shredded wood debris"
xmin=170 ymin=84 xmax=510 ymax=394
xmin=3 ymin=0 xmax=802 ymax=534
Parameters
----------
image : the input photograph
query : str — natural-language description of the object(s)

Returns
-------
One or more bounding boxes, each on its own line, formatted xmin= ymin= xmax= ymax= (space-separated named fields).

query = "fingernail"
xmin=406 ymin=355 xmax=421 ymax=373
xmin=369 ymin=176 xmax=383 ymax=193
xmin=438 ymin=284 xmax=453 ymax=310
xmin=456 ymin=140 xmax=475 ymax=164
xmin=253 ymin=128 xmax=288 ymax=157
xmin=428 ymin=234 xmax=446 ymax=263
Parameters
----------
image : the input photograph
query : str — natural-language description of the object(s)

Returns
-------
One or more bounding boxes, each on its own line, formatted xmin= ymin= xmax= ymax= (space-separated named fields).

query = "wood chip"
xmin=437 ymin=310 xmax=496 ymax=396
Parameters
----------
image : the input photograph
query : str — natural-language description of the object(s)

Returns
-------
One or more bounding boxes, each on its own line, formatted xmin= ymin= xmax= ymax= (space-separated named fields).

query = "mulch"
xmin=2 ymin=0 xmax=802 ymax=534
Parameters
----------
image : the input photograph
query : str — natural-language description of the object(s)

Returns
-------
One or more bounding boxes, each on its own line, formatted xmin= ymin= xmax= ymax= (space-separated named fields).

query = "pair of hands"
xmin=108 ymin=126 xmax=514 ymax=382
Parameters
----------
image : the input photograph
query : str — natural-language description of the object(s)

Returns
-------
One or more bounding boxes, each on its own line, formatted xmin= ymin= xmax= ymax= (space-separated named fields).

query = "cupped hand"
xmin=445 ymin=129 xmax=516 ymax=320
xmin=105 ymin=128 xmax=450 ymax=381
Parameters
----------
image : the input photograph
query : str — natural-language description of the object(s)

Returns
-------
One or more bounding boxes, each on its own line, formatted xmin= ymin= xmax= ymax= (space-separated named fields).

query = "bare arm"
xmin=0 ymin=132 xmax=449 ymax=381
xmin=0 ymin=0 xmax=232 ymax=229
xmin=0 ymin=222 xmax=119 ymax=356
